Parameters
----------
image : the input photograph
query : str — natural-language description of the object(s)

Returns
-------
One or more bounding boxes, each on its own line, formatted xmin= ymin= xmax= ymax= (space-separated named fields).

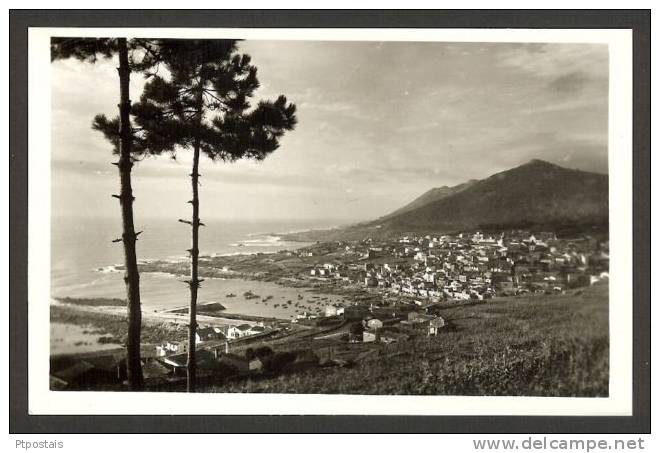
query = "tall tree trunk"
xmin=116 ymin=38 xmax=144 ymax=390
xmin=186 ymin=86 xmax=204 ymax=393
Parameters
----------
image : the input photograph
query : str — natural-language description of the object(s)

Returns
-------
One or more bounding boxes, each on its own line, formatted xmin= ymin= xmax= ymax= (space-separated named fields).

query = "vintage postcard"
xmin=26 ymin=27 xmax=633 ymax=416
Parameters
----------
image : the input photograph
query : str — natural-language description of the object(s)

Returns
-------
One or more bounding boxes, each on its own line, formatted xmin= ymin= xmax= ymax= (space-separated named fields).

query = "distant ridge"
xmin=284 ymin=159 xmax=609 ymax=241
xmin=379 ymin=179 xmax=478 ymax=221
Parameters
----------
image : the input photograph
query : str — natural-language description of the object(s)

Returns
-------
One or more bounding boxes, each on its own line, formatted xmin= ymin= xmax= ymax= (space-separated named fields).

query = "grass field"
xmin=207 ymin=283 xmax=609 ymax=396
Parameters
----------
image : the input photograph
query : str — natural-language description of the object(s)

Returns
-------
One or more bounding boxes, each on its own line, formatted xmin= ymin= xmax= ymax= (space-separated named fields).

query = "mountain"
xmin=284 ymin=159 xmax=609 ymax=241
xmin=379 ymin=179 xmax=477 ymax=221
xmin=378 ymin=159 xmax=608 ymax=234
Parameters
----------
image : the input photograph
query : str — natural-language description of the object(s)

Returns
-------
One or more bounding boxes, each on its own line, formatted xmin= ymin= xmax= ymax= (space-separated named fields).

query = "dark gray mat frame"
xmin=9 ymin=9 xmax=650 ymax=434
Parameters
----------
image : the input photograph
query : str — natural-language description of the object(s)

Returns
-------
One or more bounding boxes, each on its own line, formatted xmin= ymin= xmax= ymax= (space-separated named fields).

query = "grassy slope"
xmin=207 ymin=283 xmax=609 ymax=396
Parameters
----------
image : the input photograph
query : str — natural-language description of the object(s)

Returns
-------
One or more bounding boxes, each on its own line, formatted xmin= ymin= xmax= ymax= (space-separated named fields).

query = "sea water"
xmin=51 ymin=215 xmax=345 ymax=320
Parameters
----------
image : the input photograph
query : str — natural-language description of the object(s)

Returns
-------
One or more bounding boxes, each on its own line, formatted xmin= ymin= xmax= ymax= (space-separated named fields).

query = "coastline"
xmin=51 ymin=298 xmax=263 ymax=328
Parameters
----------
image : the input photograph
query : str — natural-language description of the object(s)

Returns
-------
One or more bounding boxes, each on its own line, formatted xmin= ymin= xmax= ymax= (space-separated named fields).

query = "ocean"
xmin=51 ymin=216 xmax=346 ymax=318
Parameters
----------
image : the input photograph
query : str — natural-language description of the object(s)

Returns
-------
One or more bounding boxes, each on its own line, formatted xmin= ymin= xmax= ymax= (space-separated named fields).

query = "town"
xmin=304 ymin=229 xmax=610 ymax=304
xmin=50 ymin=229 xmax=610 ymax=392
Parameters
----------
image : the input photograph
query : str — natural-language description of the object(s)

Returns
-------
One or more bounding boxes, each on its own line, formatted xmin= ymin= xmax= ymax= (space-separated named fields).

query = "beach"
xmin=50 ymin=216 xmax=350 ymax=354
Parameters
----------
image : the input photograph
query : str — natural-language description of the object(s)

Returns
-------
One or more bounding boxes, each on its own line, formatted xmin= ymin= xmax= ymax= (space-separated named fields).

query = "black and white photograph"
xmin=46 ymin=34 xmax=614 ymax=394
xmin=16 ymin=19 xmax=645 ymax=425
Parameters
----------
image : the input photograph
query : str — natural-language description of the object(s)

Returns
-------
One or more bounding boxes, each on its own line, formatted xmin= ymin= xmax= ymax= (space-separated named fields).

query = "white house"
xmin=362 ymin=330 xmax=378 ymax=343
xmin=428 ymin=317 xmax=446 ymax=335
xmin=227 ymin=324 xmax=253 ymax=339
xmin=250 ymin=325 xmax=267 ymax=335
xmin=195 ymin=326 xmax=225 ymax=344
xmin=156 ymin=340 xmax=188 ymax=356
xmin=366 ymin=318 xmax=384 ymax=330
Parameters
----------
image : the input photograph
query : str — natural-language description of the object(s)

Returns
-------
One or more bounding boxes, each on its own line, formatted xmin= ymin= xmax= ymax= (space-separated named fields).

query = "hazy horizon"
xmin=52 ymin=40 xmax=609 ymax=222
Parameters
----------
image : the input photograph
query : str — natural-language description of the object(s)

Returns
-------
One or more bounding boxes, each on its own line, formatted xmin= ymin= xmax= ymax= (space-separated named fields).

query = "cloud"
xmin=548 ymin=71 xmax=592 ymax=93
xmin=52 ymin=40 xmax=609 ymax=222
xmin=498 ymin=43 xmax=608 ymax=80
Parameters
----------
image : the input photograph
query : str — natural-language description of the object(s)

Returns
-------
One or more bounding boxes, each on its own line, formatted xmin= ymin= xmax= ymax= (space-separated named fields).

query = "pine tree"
xmin=132 ymin=39 xmax=297 ymax=392
xmin=51 ymin=38 xmax=160 ymax=390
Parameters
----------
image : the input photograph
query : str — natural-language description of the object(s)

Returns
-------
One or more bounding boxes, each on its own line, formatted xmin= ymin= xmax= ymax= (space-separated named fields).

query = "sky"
xmin=51 ymin=40 xmax=608 ymax=224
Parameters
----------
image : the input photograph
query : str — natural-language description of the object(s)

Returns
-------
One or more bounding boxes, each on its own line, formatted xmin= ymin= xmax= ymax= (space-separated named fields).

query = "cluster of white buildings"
xmin=156 ymin=322 xmax=271 ymax=358
xmin=363 ymin=231 xmax=608 ymax=300
xmin=305 ymin=231 xmax=609 ymax=303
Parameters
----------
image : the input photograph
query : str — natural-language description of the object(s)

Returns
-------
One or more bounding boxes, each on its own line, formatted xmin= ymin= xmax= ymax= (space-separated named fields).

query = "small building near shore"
xmin=156 ymin=340 xmax=188 ymax=357
xmin=195 ymin=326 xmax=225 ymax=344
xmin=362 ymin=329 xmax=379 ymax=343
xmin=366 ymin=318 xmax=384 ymax=330
xmin=428 ymin=316 xmax=446 ymax=335
xmin=227 ymin=324 xmax=254 ymax=339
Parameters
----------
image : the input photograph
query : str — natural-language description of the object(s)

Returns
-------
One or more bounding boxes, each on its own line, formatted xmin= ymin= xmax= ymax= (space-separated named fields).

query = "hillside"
xmin=381 ymin=159 xmax=608 ymax=233
xmin=379 ymin=179 xmax=477 ymax=221
xmin=284 ymin=159 xmax=608 ymax=241
xmin=206 ymin=283 xmax=609 ymax=396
